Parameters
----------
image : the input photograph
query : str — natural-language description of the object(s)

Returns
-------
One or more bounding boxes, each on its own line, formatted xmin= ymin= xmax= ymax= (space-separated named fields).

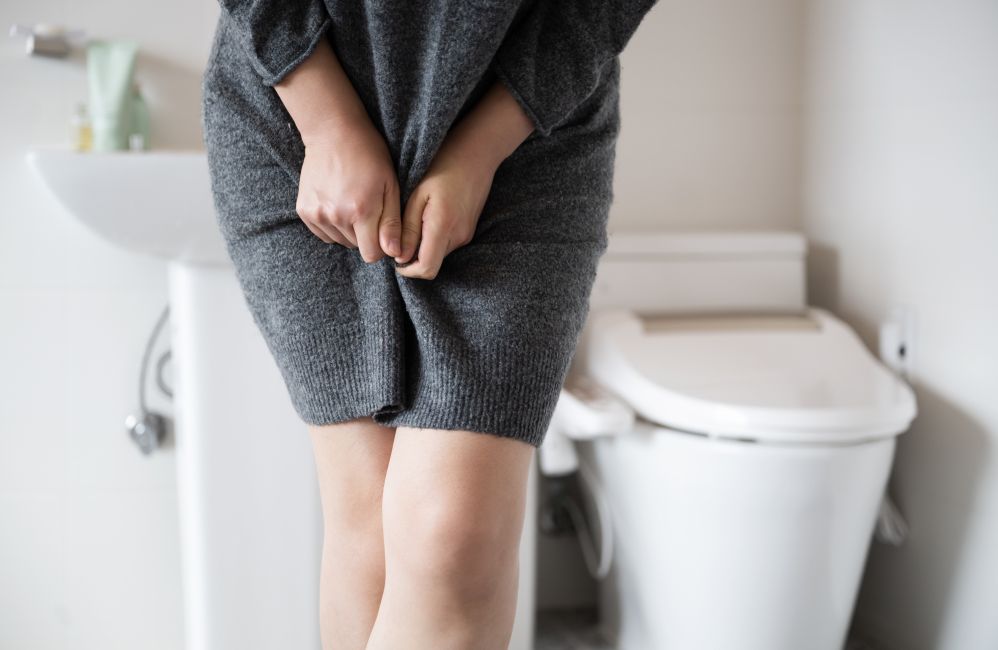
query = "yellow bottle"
xmin=72 ymin=103 xmax=93 ymax=152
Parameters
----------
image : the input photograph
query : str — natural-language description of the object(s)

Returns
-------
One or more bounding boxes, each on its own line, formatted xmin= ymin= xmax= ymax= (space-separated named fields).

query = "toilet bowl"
xmin=542 ymin=231 xmax=917 ymax=650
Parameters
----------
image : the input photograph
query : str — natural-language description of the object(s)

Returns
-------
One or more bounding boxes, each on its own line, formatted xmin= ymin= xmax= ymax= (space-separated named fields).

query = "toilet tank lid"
xmin=582 ymin=307 xmax=917 ymax=444
xmin=604 ymin=230 xmax=807 ymax=258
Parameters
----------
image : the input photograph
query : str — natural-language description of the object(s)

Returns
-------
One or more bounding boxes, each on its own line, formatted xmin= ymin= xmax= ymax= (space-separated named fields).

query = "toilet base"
xmin=577 ymin=421 xmax=896 ymax=650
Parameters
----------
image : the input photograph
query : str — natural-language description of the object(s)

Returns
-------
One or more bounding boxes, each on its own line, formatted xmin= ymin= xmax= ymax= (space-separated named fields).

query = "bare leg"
xmin=308 ymin=417 xmax=396 ymax=650
xmin=366 ymin=427 xmax=535 ymax=650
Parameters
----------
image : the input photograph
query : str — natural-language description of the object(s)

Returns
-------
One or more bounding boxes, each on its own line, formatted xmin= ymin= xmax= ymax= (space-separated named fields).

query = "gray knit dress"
xmin=201 ymin=0 xmax=655 ymax=447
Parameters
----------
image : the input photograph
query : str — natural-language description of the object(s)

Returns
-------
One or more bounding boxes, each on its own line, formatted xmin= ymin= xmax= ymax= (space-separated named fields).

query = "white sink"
xmin=26 ymin=147 xmax=323 ymax=649
xmin=27 ymin=149 xmax=228 ymax=265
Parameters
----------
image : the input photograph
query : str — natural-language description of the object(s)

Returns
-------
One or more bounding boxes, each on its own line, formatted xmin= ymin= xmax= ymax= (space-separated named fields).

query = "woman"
xmin=201 ymin=1 xmax=655 ymax=647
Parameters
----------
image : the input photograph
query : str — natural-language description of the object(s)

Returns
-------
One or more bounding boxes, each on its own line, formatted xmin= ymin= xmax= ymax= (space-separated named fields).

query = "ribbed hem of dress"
xmin=275 ymin=316 xmax=406 ymax=428
xmin=373 ymin=328 xmax=575 ymax=448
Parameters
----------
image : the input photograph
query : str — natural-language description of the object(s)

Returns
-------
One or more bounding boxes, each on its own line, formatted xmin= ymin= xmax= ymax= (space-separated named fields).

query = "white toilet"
xmin=543 ymin=230 xmax=916 ymax=650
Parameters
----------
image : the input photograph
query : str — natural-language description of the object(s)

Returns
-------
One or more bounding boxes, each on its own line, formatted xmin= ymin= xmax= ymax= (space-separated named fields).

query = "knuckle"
xmin=328 ymin=205 xmax=351 ymax=225
xmin=296 ymin=203 xmax=315 ymax=221
xmin=345 ymin=198 xmax=369 ymax=220
xmin=312 ymin=205 xmax=334 ymax=225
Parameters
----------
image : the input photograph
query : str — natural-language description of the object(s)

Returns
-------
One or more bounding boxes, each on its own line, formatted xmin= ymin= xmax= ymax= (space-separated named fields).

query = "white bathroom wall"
xmin=612 ymin=0 xmax=804 ymax=231
xmin=802 ymin=1 xmax=998 ymax=648
xmin=0 ymin=1 xmax=217 ymax=648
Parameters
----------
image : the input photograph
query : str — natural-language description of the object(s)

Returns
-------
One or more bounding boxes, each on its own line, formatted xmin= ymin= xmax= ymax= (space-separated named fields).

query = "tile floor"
xmin=535 ymin=609 xmax=610 ymax=650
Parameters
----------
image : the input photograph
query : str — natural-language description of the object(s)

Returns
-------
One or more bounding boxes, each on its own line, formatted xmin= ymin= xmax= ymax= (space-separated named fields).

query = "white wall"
xmin=0 ymin=1 xmax=216 ymax=648
xmin=612 ymin=0 xmax=804 ymax=231
xmin=802 ymin=1 xmax=998 ymax=648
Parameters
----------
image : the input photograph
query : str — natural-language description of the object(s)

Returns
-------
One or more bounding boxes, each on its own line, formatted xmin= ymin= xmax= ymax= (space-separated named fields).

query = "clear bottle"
xmin=71 ymin=103 xmax=92 ymax=152
xmin=128 ymin=83 xmax=150 ymax=151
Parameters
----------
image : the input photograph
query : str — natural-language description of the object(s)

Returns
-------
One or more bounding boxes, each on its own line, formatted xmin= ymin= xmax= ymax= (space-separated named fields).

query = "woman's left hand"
xmin=390 ymin=81 xmax=535 ymax=280
xmin=392 ymin=135 xmax=497 ymax=280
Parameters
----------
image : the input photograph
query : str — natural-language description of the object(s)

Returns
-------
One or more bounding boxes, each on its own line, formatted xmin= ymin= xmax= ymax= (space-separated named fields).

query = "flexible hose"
xmin=139 ymin=306 xmax=171 ymax=412
xmin=561 ymin=458 xmax=614 ymax=580
xmin=155 ymin=350 xmax=173 ymax=399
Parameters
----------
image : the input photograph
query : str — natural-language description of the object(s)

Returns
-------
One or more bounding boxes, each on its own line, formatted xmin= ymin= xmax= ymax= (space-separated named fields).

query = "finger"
xmin=305 ymin=219 xmax=355 ymax=248
xmin=331 ymin=220 xmax=358 ymax=248
xmin=302 ymin=220 xmax=334 ymax=244
xmin=378 ymin=180 xmax=403 ymax=258
xmin=325 ymin=226 xmax=355 ymax=248
xmin=304 ymin=203 xmax=359 ymax=248
xmin=353 ymin=200 xmax=385 ymax=264
xmin=396 ymin=208 xmax=450 ymax=280
xmin=297 ymin=203 xmax=341 ymax=245
xmin=317 ymin=217 xmax=355 ymax=247
xmin=397 ymin=190 xmax=427 ymax=264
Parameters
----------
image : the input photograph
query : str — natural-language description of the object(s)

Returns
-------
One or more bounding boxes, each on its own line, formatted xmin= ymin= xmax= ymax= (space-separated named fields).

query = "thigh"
xmin=308 ymin=417 xmax=397 ymax=525
xmin=383 ymin=426 xmax=535 ymax=541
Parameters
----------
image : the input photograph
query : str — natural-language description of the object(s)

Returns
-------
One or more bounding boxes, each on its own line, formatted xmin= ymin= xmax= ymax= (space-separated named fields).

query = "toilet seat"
xmin=583 ymin=307 xmax=917 ymax=444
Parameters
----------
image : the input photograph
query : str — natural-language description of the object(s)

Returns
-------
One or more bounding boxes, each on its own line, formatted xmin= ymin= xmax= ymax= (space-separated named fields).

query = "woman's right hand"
xmin=273 ymin=37 xmax=402 ymax=261
xmin=296 ymin=123 xmax=402 ymax=261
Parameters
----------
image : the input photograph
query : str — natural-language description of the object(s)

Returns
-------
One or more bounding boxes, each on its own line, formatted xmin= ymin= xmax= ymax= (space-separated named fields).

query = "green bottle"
xmin=86 ymin=40 xmax=138 ymax=151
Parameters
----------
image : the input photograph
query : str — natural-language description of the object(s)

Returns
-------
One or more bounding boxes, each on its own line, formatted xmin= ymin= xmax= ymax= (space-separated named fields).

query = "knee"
xmin=382 ymin=490 xmax=521 ymax=602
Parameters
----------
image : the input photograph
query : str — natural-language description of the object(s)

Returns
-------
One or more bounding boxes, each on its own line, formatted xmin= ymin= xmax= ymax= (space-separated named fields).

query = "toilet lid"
xmin=582 ymin=307 xmax=917 ymax=444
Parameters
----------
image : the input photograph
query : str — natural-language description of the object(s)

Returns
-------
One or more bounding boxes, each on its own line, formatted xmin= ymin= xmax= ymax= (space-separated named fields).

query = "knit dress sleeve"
xmin=216 ymin=0 xmax=331 ymax=86
xmin=492 ymin=0 xmax=658 ymax=136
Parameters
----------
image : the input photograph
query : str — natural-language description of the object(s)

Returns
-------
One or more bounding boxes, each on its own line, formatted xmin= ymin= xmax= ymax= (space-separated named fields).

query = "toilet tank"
xmin=590 ymin=230 xmax=807 ymax=315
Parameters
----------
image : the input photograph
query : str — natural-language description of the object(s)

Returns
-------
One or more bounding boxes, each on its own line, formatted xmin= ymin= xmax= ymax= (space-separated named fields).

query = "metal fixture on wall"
xmin=125 ymin=305 xmax=173 ymax=455
xmin=8 ymin=23 xmax=86 ymax=58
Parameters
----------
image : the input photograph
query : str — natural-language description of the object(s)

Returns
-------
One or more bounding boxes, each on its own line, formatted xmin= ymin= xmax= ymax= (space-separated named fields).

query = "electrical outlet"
xmin=879 ymin=305 xmax=916 ymax=379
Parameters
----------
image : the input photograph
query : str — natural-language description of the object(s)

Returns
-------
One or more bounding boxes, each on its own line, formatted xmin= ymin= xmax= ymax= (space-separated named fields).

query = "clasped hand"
xmin=296 ymin=113 xmax=500 ymax=281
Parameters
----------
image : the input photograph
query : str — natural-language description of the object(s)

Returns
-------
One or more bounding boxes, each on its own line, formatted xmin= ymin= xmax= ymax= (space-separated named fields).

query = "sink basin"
xmin=27 ymin=149 xmax=228 ymax=265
